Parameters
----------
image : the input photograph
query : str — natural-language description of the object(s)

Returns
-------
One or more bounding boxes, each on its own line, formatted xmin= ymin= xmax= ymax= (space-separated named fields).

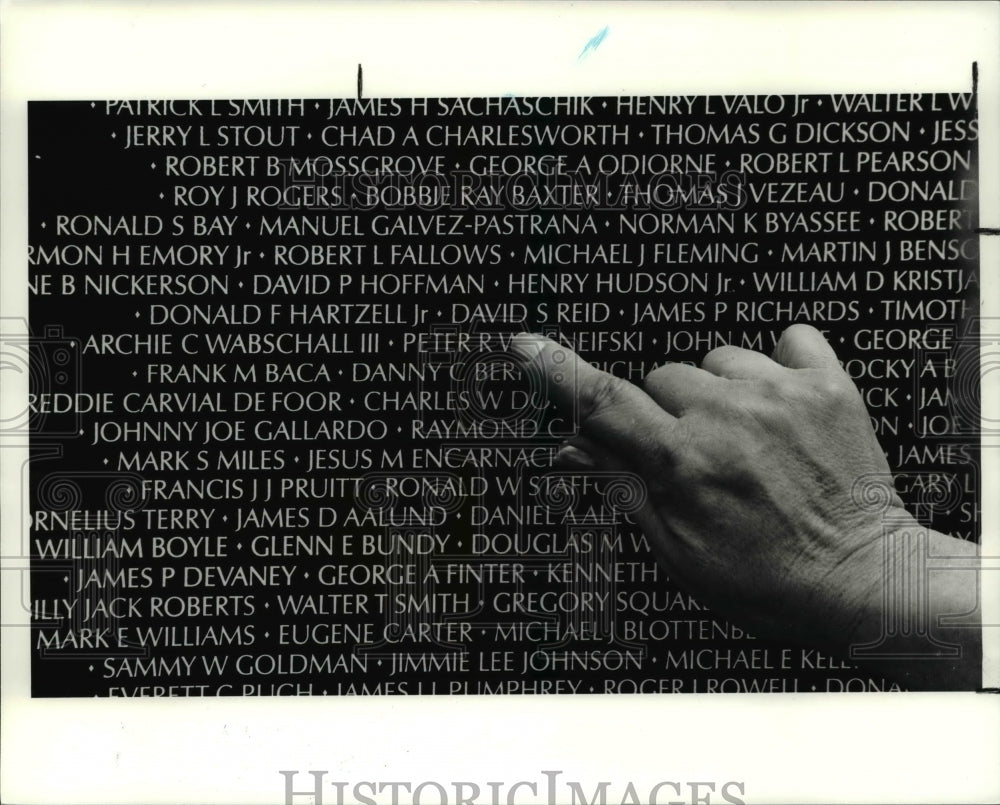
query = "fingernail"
xmin=509 ymin=332 xmax=546 ymax=363
xmin=556 ymin=444 xmax=596 ymax=469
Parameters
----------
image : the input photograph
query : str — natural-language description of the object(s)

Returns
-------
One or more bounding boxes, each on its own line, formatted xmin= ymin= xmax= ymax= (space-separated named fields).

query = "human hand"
xmin=511 ymin=324 xmax=979 ymax=683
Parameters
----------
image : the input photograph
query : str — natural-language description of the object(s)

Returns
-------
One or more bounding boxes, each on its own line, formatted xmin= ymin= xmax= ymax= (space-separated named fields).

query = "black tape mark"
xmin=357 ymin=64 xmax=363 ymax=100
xmin=975 ymin=228 xmax=1000 ymax=236
xmin=972 ymin=61 xmax=979 ymax=96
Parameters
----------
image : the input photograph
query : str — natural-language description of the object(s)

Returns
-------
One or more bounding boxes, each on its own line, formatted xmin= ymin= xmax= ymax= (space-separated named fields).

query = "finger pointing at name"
xmin=509 ymin=333 xmax=674 ymax=461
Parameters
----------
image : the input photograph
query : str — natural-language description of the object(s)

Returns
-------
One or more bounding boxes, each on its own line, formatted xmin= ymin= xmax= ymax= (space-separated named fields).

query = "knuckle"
xmin=783 ymin=322 xmax=818 ymax=341
xmin=701 ymin=345 xmax=737 ymax=368
xmin=750 ymin=374 xmax=786 ymax=399
xmin=811 ymin=370 xmax=856 ymax=402
xmin=784 ymin=370 xmax=863 ymax=415
xmin=642 ymin=362 xmax=682 ymax=392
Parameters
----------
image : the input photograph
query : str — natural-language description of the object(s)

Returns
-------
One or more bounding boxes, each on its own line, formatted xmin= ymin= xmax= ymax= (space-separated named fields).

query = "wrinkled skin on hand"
xmin=511 ymin=324 xmax=977 ymax=675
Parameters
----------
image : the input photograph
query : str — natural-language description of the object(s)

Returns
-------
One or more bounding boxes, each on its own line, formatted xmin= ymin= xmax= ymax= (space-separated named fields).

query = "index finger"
xmin=510 ymin=333 xmax=676 ymax=460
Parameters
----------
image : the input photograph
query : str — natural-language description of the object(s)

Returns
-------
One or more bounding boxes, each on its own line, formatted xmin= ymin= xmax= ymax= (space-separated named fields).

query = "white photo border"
xmin=2 ymin=2 xmax=999 ymax=804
